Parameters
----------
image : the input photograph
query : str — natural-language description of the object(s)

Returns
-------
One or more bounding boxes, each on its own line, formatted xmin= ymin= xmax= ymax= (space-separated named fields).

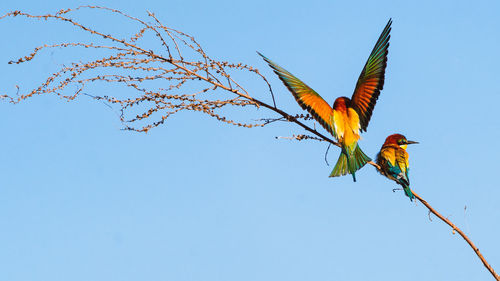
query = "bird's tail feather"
xmin=329 ymin=152 xmax=350 ymax=179
xmin=402 ymin=185 xmax=415 ymax=201
xmin=351 ymin=145 xmax=371 ymax=174
xmin=329 ymin=145 xmax=371 ymax=182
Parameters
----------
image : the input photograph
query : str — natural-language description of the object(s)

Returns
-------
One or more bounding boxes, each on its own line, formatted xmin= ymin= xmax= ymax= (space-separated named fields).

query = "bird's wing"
xmin=395 ymin=149 xmax=410 ymax=185
xmin=350 ymin=19 xmax=391 ymax=132
xmin=259 ymin=52 xmax=335 ymax=136
xmin=381 ymin=145 xmax=409 ymax=186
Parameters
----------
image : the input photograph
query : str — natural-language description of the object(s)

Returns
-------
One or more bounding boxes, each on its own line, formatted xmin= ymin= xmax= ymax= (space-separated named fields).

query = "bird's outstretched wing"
xmin=351 ymin=19 xmax=392 ymax=132
xmin=258 ymin=52 xmax=335 ymax=136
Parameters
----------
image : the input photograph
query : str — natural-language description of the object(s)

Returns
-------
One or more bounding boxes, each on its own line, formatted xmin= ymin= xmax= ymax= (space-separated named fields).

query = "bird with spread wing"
xmin=259 ymin=19 xmax=391 ymax=182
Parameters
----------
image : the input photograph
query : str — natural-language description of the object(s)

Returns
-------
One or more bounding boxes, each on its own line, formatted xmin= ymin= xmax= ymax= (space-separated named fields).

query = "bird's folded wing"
xmin=351 ymin=19 xmax=392 ymax=132
xmin=396 ymin=149 xmax=410 ymax=184
xmin=259 ymin=52 xmax=335 ymax=136
xmin=388 ymin=161 xmax=410 ymax=187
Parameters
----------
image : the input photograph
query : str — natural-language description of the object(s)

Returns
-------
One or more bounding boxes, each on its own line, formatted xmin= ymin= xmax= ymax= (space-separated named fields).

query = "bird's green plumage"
xmin=330 ymin=151 xmax=349 ymax=179
xmin=385 ymin=160 xmax=414 ymax=200
xmin=256 ymin=52 xmax=336 ymax=137
xmin=330 ymin=144 xmax=371 ymax=181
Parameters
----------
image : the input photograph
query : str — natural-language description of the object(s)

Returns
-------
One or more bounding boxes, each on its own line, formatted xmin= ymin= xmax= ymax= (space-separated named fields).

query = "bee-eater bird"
xmin=376 ymin=134 xmax=418 ymax=201
xmin=259 ymin=19 xmax=392 ymax=181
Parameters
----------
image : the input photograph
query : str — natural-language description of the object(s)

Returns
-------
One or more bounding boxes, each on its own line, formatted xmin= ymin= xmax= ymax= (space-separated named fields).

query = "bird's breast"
xmin=332 ymin=106 xmax=361 ymax=147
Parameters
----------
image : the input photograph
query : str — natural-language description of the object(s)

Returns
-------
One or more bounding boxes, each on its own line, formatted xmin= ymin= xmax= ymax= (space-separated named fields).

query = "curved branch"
xmin=367 ymin=161 xmax=500 ymax=281
xmin=413 ymin=192 xmax=499 ymax=280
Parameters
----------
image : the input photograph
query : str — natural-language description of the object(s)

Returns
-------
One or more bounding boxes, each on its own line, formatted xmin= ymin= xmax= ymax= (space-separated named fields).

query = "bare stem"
xmin=413 ymin=192 xmax=500 ymax=280
xmin=367 ymin=161 xmax=500 ymax=281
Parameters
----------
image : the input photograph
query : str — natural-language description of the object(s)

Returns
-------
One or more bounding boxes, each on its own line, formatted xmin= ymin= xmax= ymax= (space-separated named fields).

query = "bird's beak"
xmin=407 ymin=140 xmax=419 ymax=145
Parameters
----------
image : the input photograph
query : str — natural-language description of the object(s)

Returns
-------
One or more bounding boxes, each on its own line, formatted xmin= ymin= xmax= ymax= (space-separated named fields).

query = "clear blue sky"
xmin=1 ymin=1 xmax=499 ymax=280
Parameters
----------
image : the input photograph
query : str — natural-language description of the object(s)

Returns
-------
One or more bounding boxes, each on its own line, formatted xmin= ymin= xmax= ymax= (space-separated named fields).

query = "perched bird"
xmin=259 ymin=19 xmax=392 ymax=181
xmin=376 ymin=134 xmax=418 ymax=201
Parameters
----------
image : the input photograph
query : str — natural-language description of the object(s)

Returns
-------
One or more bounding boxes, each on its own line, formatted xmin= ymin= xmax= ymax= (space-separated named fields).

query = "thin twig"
xmin=275 ymin=134 xmax=325 ymax=141
xmin=367 ymin=161 xmax=500 ymax=281
xmin=413 ymin=192 xmax=499 ymax=280
xmin=324 ymin=143 xmax=331 ymax=166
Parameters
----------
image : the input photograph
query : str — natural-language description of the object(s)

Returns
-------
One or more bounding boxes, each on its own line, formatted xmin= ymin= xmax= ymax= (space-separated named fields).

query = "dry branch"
xmin=367 ymin=161 xmax=500 ymax=281
xmin=413 ymin=192 xmax=499 ymax=280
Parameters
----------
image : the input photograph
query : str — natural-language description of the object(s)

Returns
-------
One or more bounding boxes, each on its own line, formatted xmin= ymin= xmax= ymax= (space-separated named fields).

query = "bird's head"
xmin=383 ymin=133 xmax=418 ymax=150
xmin=332 ymin=97 xmax=351 ymax=111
